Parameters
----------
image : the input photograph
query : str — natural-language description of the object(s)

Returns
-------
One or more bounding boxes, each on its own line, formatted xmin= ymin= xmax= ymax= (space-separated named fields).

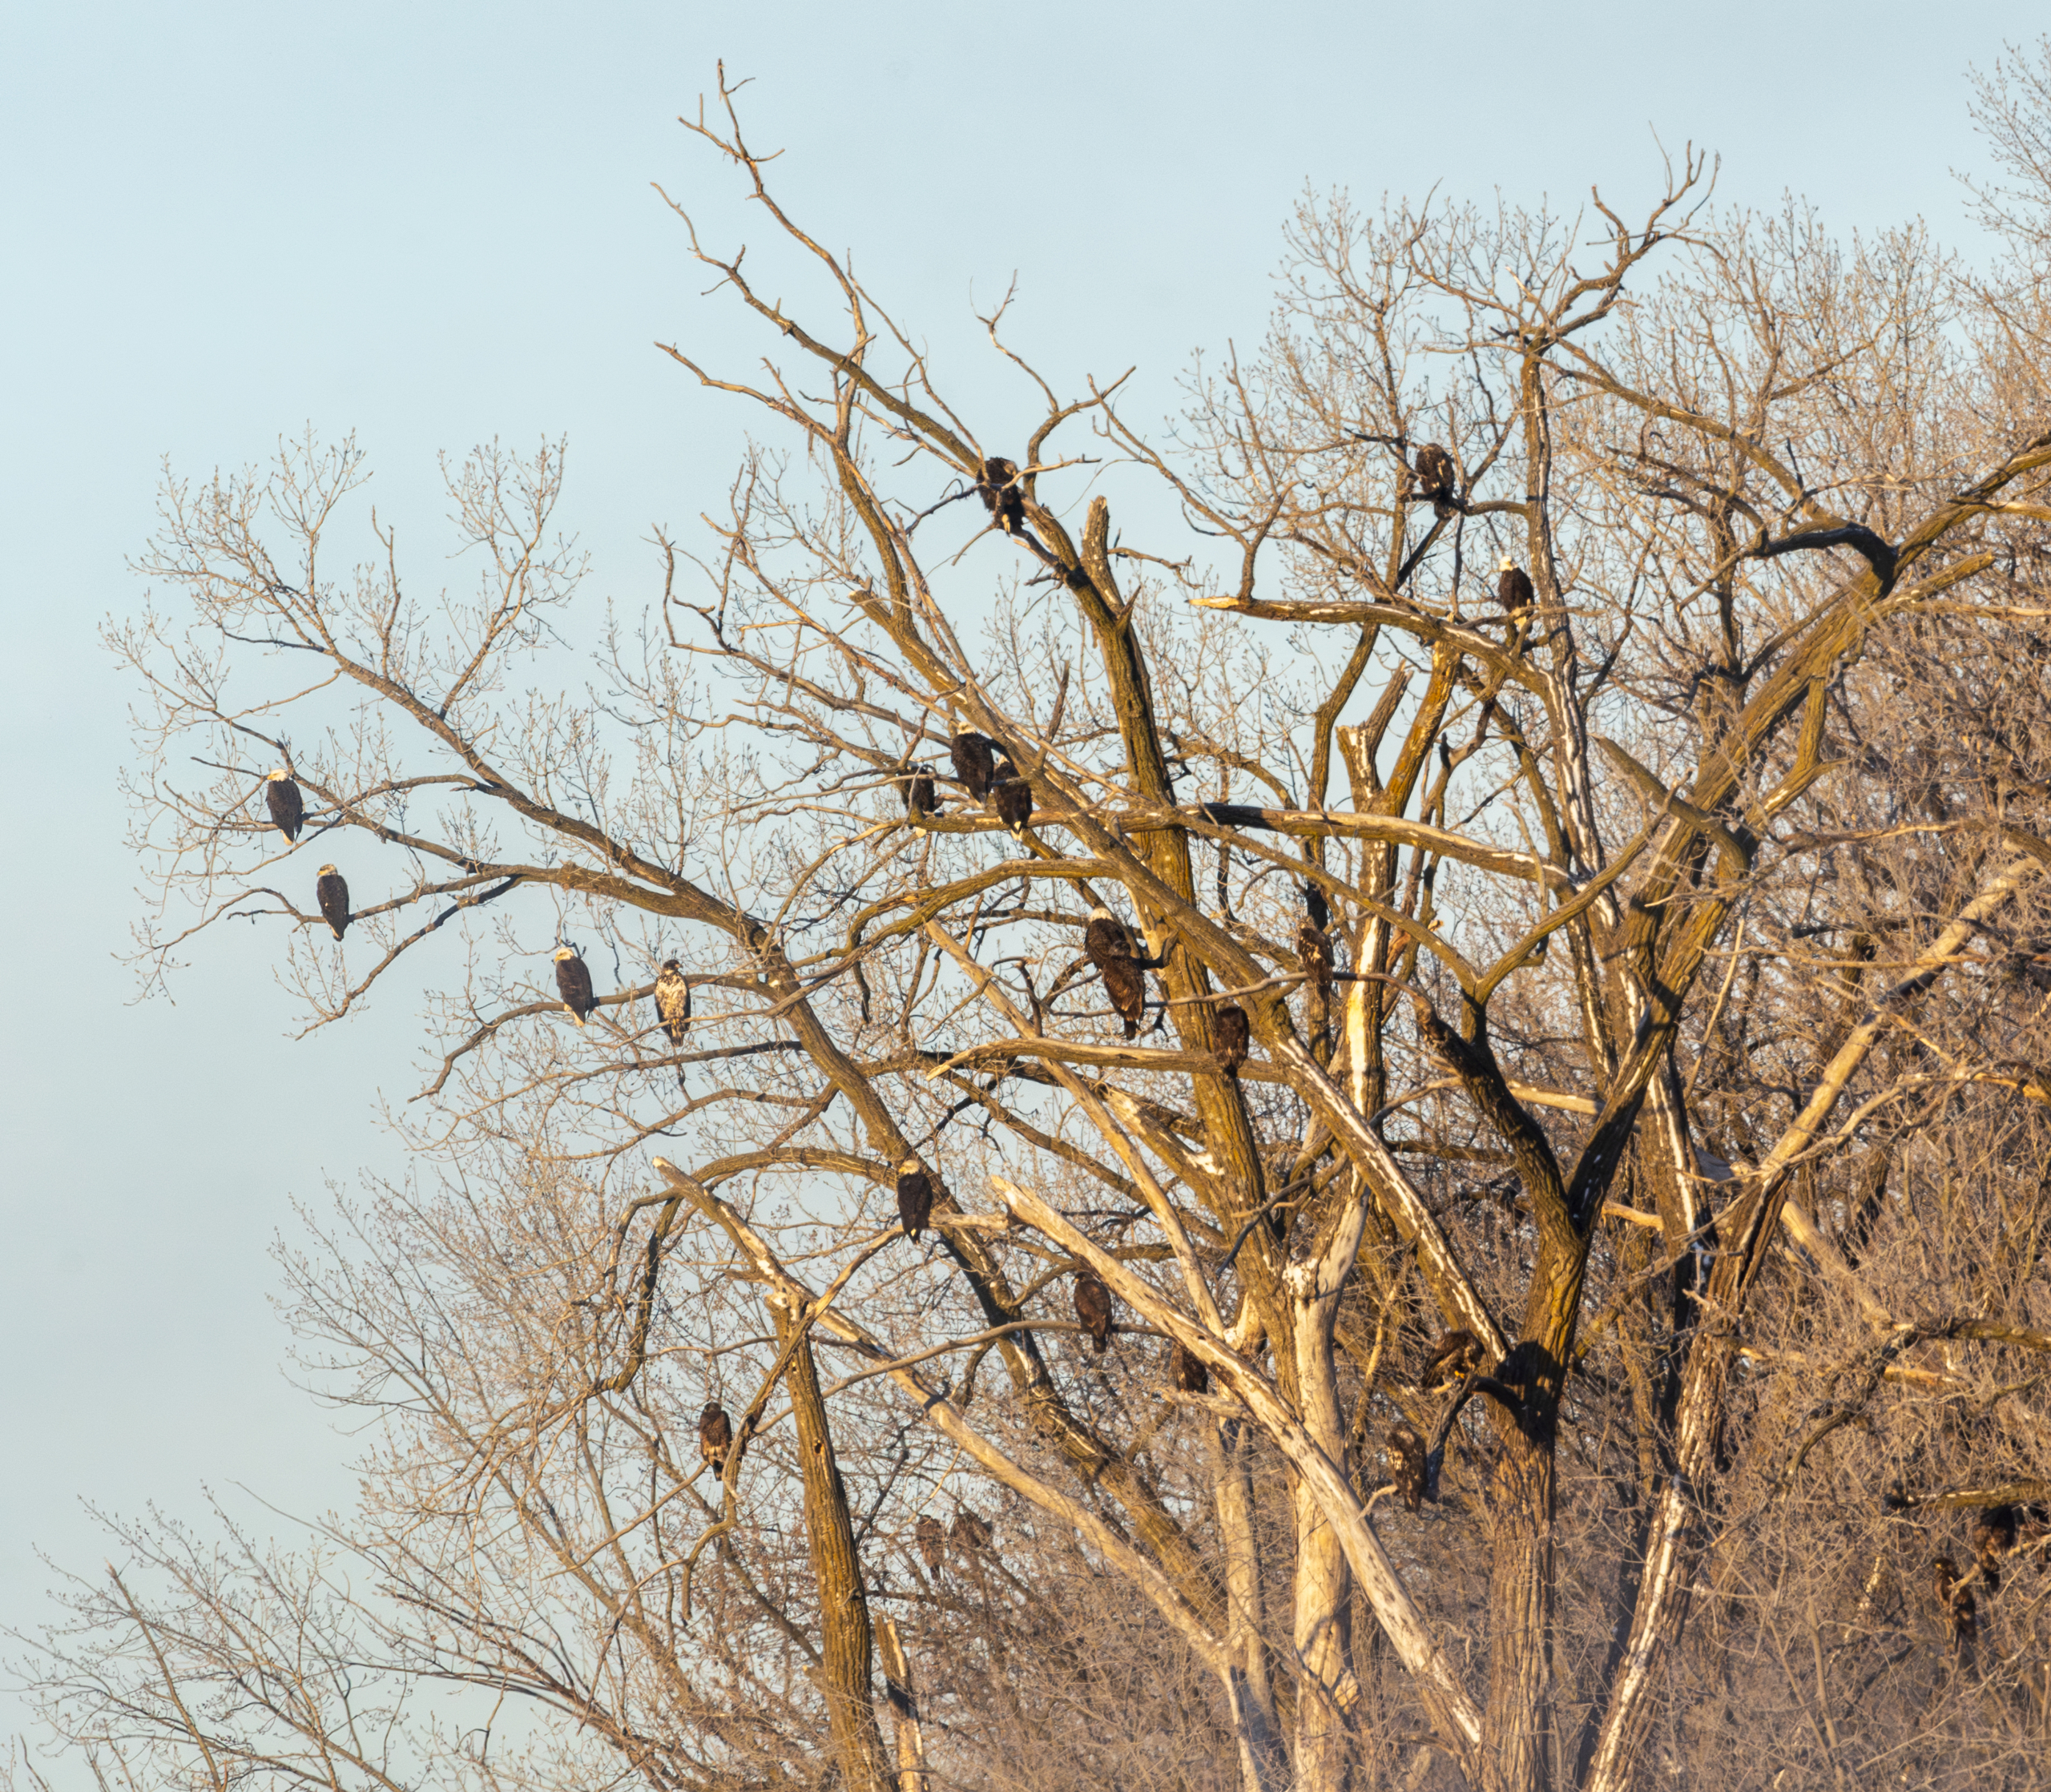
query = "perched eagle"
xmin=1212 ymin=1003 xmax=1250 ymax=1075
xmin=993 ymin=777 xmax=1033 ymax=838
xmin=951 ymin=732 xmax=998 ymax=800
xmin=1085 ymin=905 xmax=1150 ymax=1039
xmin=1412 ymin=442 xmax=1456 ymax=513
xmin=952 ymin=1508 xmax=992 ymax=1552
xmin=916 ymin=1514 xmax=947 ymax=1577
xmin=264 ymin=769 xmax=304 ymax=844
xmin=1170 ymin=1340 xmax=1209 ymax=1395
xmin=1496 ymin=556 xmax=1535 ymax=614
xmin=315 ymin=865 xmax=350 ymax=940
xmin=1073 ymin=1269 xmax=1114 ymax=1354
xmin=1388 ymin=1422 xmax=1428 ymax=1514
xmin=1972 ymin=1505 xmax=2018 ymax=1593
xmin=1422 ymin=1328 xmax=1481 ymax=1389
xmin=977 ymin=456 xmax=1026 ymax=534
xmin=901 ymin=767 xmax=937 ymax=819
xmin=1932 ymin=1556 xmax=1977 ymax=1656
xmin=1304 ymin=880 xmax=1331 ymax=932
xmin=699 ymin=1401 xmax=734 ymax=1473
xmin=554 ymin=947 xmax=597 ymax=1025
xmin=654 ymin=960 xmax=691 ymax=1084
xmin=896 ymin=1157 xmax=934 ymax=1242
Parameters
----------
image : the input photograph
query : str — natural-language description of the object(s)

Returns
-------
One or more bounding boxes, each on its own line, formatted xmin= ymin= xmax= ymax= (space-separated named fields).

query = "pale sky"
xmin=0 ymin=0 xmax=2009 ymax=1718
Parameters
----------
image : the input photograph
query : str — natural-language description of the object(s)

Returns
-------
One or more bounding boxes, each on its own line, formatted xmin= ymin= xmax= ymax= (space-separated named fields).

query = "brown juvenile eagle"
xmin=977 ymin=457 xmax=1025 ymax=534
xmin=264 ymin=768 xmax=304 ymax=844
xmin=1421 ymin=1328 xmax=1481 ymax=1390
xmin=1086 ymin=905 xmax=1150 ymax=1039
xmin=315 ymin=865 xmax=350 ymax=940
xmin=1073 ymin=1269 xmax=1114 ymax=1354
xmin=553 ymin=947 xmax=596 ymax=1025
xmin=1412 ymin=442 xmax=1456 ymax=515
xmin=1388 ymin=1422 xmax=1428 ymax=1514
xmin=951 ymin=732 xmax=998 ymax=800
xmin=896 ymin=1158 xmax=934 ymax=1242
xmin=699 ymin=1401 xmax=734 ymax=1474
xmin=1212 ymin=1003 xmax=1250 ymax=1075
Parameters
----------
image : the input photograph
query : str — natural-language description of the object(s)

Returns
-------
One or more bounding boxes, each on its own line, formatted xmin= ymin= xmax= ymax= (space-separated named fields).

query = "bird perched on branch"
xmin=1086 ymin=904 xmax=1150 ymax=1039
xmin=1298 ymin=911 xmax=1336 ymax=1053
xmin=917 ymin=1514 xmax=946 ymax=1577
xmin=977 ymin=457 xmax=1025 ymax=534
xmin=1932 ymin=1556 xmax=1977 ymax=1659
xmin=1412 ymin=442 xmax=1457 ymax=517
xmin=1212 ymin=1003 xmax=1250 ymax=1075
xmin=901 ymin=767 xmax=937 ymax=819
xmin=1422 ymin=1328 xmax=1481 ymax=1389
xmin=1170 ymin=1340 xmax=1209 ymax=1395
xmin=993 ymin=776 xmax=1033 ymax=837
xmin=655 ymin=960 xmax=692 ymax=1083
xmin=699 ymin=1401 xmax=734 ymax=1475
xmin=896 ymin=1158 xmax=934 ymax=1241
xmin=951 ymin=732 xmax=998 ymax=800
xmin=1304 ymin=881 xmax=1330 ymax=932
xmin=264 ymin=768 xmax=304 ymax=844
xmin=1497 ymin=556 xmax=1535 ymax=616
xmin=1073 ymin=1269 xmax=1114 ymax=1354
xmin=1972 ymin=1504 xmax=2017 ymax=1593
xmin=315 ymin=865 xmax=350 ymax=940
xmin=554 ymin=947 xmax=596 ymax=1025
xmin=1388 ymin=1422 xmax=1428 ymax=1514
xmin=952 ymin=1508 xmax=992 ymax=1552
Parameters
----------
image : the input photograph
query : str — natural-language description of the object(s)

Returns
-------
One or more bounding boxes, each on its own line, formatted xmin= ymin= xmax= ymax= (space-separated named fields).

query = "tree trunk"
xmin=778 ymin=1307 xmax=893 ymax=1792
xmin=1215 ymin=1416 xmax=1291 ymax=1792
xmin=876 ymin=1617 xmax=929 ymax=1792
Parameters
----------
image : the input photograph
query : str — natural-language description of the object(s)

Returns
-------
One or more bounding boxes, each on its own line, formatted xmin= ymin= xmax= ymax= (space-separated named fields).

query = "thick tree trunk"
xmin=1291 ymin=1269 xmax=1360 ymax=1792
xmin=1215 ymin=1417 xmax=1290 ymax=1792
xmin=778 ymin=1308 xmax=893 ymax=1792
xmin=876 ymin=1617 xmax=929 ymax=1792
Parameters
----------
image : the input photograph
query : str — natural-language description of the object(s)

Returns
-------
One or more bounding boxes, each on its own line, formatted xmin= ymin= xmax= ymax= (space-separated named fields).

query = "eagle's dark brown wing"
xmin=1101 ymin=956 xmax=1147 ymax=1039
xmin=897 ymin=1170 xmax=934 ymax=1241
xmin=951 ymin=732 xmax=997 ymax=799
xmin=266 ymin=776 xmax=304 ymax=843
xmin=316 ymin=871 xmax=350 ymax=941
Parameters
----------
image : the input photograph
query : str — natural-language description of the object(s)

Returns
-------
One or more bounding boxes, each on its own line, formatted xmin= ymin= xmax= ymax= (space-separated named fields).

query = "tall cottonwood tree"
xmin=18 ymin=50 xmax=2051 ymax=1792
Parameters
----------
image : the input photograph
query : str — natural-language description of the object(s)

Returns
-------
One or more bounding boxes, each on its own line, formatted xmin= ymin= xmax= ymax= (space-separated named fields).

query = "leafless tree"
xmin=17 ymin=46 xmax=2051 ymax=1792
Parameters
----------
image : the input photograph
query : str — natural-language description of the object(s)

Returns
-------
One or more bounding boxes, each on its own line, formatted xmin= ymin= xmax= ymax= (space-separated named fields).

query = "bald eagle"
xmin=1213 ymin=1003 xmax=1250 ymax=1075
xmin=1171 ymin=1340 xmax=1209 ymax=1395
xmin=553 ymin=948 xmax=596 ymax=1025
xmin=699 ymin=1401 xmax=733 ymax=1474
xmin=1297 ymin=918 xmax=1336 ymax=1001
xmin=901 ymin=767 xmax=937 ymax=819
xmin=1084 ymin=908 xmax=1150 ymax=1040
xmin=1073 ymin=1269 xmax=1114 ymax=1354
xmin=952 ymin=1508 xmax=992 ymax=1552
xmin=951 ymin=732 xmax=998 ymax=800
xmin=1422 ymin=1328 xmax=1481 ymax=1389
xmin=264 ymin=769 xmax=304 ymax=844
xmin=1412 ymin=443 xmax=1456 ymax=515
xmin=1497 ymin=557 xmax=1535 ymax=615
xmin=315 ymin=865 xmax=350 ymax=940
xmin=993 ymin=777 xmax=1033 ymax=837
xmin=1304 ymin=881 xmax=1331 ymax=932
xmin=977 ymin=457 xmax=1025 ymax=534
xmin=1932 ymin=1556 xmax=1977 ymax=1657
xmin=1388 ymin=1422 xmax=1428 ymax=1514
xmin=896 ymin=1158 xmax=934 ymax=1241
xmin=1972 ymin=1505 xmax=2017 ymax=1593
xmin=916 ymin=1514 xmax=946 ymax=1577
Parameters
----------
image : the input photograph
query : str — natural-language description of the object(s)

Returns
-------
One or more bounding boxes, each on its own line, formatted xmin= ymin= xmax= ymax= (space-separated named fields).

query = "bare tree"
xmin=18 ymin=47 xmax=2051 ymax=1792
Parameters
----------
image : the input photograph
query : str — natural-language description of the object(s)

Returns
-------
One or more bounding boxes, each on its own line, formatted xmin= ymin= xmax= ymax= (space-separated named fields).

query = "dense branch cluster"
xmin=18 ymin=48 xmax=2051 ymax=1792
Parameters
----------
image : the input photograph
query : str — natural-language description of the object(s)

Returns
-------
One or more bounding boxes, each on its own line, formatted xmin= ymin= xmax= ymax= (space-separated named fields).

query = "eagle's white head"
xmin=1089 ymin=904 xmax=1113 ymax=924
xmin=1499 ymin=555 xmax=1518 ymax=573
xmin=898 ymin=1155 xmax=922 ymax=1175
xmin=553 ymin=947 xmax=578 ymax=961
xmin=267 ymin=767 xmax=292 ymax=782
xmin=317 ymin=863 xmax=338 ymax=876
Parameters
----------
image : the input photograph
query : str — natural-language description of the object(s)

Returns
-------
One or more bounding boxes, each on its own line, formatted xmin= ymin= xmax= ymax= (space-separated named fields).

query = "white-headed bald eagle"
xmin=993 ymin=777 xmax=1032 ymax=837
xmin=554 ymin=947 xmax=596 ymax=1025
xmin=316 ymin=865 xmax=350 ymax=940
xmin=1497 ymin=557 xmax=1534 ymax=614
xmin=264 ymin=769 xmax=304 ymax=844
xmin=896 ymin=1157 xmax=934 ymax=1240
xmin=951 ymin=732 xmax=997 ymax=800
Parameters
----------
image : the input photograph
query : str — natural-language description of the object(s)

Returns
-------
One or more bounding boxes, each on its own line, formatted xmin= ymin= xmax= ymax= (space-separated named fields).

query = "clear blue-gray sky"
xmin=0 ymin=0 xmax=2008 ymax=1695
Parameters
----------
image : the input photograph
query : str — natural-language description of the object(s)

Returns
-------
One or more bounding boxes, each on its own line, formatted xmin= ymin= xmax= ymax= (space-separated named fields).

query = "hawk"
xmin=655 ymin=960 xmax=692 ymax=1081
